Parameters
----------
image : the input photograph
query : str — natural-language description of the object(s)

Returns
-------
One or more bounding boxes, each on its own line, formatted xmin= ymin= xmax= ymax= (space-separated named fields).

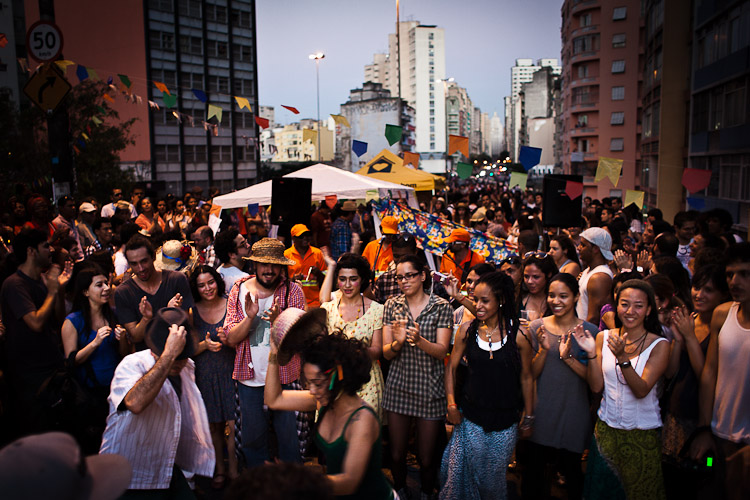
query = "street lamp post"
xmin=309 ymin=52 xmax=325 ymax=162
xmin=440 ymin=78 xmax=454 ymax=174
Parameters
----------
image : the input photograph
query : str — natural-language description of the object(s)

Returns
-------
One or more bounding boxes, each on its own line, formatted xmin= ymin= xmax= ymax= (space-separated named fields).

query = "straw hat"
xmin=247 ymin=237 xmax=295 ymax=265
xmin=155 ymin=240 xmax=198 ymax=272
xmin=272 ymin=308 xmax=328 ymax=365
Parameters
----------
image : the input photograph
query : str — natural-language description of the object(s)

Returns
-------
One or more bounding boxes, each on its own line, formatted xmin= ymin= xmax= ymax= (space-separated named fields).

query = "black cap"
xmin=145 ymin=307 xmax=195 ymax=359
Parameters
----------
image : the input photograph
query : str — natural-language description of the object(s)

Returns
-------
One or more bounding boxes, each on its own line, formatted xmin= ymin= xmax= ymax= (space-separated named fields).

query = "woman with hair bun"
xmin=265 ymin=318 xmax=394 ymax=499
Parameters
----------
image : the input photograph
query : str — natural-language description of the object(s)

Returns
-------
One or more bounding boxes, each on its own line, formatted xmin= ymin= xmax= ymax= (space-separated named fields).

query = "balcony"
xmin=571 ymin=0 xmax=598 ymax=14
xmin=571 ymin=51 xmax=599 ymax=64
xmin=570 ymin=126 xmax=597 ymax=137
xmin=570 ymin=25 xmax=600 ymax=38
xmin=569 ymin=76 xmax=600 ymax=88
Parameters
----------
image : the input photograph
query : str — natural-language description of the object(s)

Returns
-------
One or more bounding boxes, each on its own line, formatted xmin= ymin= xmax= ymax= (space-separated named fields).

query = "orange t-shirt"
xmin=285 ymin=245 xmax=326 ymax=307
xmin=362 ymin=239 xmax=394 ymax=274
xmin=440 ymin=250 xmax=485 ymax=283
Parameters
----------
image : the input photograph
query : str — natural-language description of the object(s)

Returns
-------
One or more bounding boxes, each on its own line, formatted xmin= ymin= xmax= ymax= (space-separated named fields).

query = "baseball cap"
xmin=0 ymin=432 xmax=132 ymax=500
xmin=290 ymin=224 xmax=312 ymax=238
xmin=445 ymin=228 xmax=471 ymax=243
xmin=380 ymin=216 xmax=399 ymax=235
xmin=79 ymin=202 xmax=96 ymax=213
xmin=581 ymin=227 xmax=614 ymax=261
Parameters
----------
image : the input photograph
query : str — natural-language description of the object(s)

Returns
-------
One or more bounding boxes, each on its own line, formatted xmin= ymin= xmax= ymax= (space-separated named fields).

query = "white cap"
xmin=79 ymin=202 xmax=96 ymax=213
xmin=581 ymin=227 xmax=614 ymax=261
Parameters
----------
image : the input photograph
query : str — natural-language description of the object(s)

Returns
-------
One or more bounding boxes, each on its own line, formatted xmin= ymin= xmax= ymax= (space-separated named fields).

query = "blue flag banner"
xmin=352 ymin=140 xmax=368 ymax=157
xmin=372 ymin=199 xmax=516 ymax=263
xmin=519 ymin=146 xmax=542 ymax=171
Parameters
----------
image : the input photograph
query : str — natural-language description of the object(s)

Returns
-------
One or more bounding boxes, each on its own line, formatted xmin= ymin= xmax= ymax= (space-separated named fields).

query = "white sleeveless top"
xmin=576 ymin=264 xmax=613 ymax=320
xmin=598 ymin=330 xmax=667 ymax=430
xmin=712 ymin=302 xmax=750 ymax=444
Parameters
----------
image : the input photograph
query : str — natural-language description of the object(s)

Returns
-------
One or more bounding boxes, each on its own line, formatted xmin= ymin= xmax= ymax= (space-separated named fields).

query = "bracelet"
xmin=391 ymin=340 xmax=401 ymax=352
xmin=617 ymin=360 xmax=632 ymax=369
xmin=587 ymin=354 xmax=597 ymax=359
xmin=268 ymin=352 xmax=278 ymax=364
xmin=447 ymin=403 xmax=458 ymax=409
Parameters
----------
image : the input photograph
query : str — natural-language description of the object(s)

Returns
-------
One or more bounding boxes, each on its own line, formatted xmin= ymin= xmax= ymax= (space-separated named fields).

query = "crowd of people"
xmin=0 ymin=179 xmax=748 ymax=500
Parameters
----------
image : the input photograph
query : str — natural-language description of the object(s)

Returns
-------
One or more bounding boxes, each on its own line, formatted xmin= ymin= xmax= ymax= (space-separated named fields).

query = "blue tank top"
xmin=65 ymin=310 xmax=121 ymax=387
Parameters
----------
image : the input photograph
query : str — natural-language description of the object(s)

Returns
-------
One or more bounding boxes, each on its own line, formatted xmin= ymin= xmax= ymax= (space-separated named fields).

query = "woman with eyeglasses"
xmin=519 ymin=253 xmax=559 ymax=325
xmin=574 ymin=280 xmax=670 ymax=499
xmin=548 ymin=235 xmax=581 ymax=277
xmin=441 ymin=271 xmax=532 ymax=499
xmin=382 ymin=254 xmax=453 ymax=499
xmin=518 ymin=273 xmax=599 ymax=499
xmin=319 ymin=252 xmax=385 ymax=419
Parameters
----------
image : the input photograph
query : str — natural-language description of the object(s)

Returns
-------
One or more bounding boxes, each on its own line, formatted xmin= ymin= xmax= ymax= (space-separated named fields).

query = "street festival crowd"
xmin=0 ymin=178 xmax=748 ymax=500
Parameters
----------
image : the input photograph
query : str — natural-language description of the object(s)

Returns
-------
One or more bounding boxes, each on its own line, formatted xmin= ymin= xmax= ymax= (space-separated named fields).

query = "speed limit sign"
xmin=26 ymin=20 xmax=64 ymax=62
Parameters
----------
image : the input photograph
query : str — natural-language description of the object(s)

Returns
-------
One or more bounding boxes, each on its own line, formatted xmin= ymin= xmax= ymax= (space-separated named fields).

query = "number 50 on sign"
xmin=26 ymin=20 xmax=64 ymax=62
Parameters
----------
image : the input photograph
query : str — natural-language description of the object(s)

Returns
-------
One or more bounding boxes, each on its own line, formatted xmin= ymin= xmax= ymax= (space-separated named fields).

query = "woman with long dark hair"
xmin=441 ymin=271 xmax=532 ymax=499
xmin=519 ymin=253 xmax=558 ymax=322
xmin=382 ymin=254 xmax=453 ymax=499
xmin=575 ymin=280 xmax=670 ymax=499
xmin=548 ymin=235 xmax=581 ymax=277
xmin=134 ymin=196 xmax=165 ymax=235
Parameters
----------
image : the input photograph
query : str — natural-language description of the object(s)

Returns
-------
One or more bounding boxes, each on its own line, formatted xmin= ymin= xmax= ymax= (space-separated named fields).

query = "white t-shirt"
xmin=114 ymin=249 xmax=129 ymax=276
xmin=218 ymin=266 xmax=250 ymax=297
xmin=238 ymin=288 xmax=274 ymax=387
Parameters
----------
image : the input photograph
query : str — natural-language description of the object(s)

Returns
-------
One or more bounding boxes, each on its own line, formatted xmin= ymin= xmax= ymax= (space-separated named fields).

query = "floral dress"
xmin=321 ymin=299 xmax=385 ymax=420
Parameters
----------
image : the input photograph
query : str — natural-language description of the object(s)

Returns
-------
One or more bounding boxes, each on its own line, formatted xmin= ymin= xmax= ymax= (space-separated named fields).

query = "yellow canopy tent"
xmin=356 ymin=149 xmax=446 ymax=192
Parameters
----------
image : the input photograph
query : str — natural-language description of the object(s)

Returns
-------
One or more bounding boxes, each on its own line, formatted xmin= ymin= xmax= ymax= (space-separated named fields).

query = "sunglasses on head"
xmin=501 ymin=256 xmax=521 ymax=266
xmin=524 ymin=251 xmax=550 ymax=260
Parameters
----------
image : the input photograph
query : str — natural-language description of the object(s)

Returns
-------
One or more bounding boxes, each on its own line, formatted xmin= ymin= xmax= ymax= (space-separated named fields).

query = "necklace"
xmin=338 ymin=294 xmax=364 ymax=328
xmin=481 ymin=321 xmax=500 ymax=359
xmin=616 ymin=329 xmax=649 ymax=384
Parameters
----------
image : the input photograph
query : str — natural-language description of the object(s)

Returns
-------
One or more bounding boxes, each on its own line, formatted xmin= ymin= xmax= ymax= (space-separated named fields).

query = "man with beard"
xmin=223 ymin=238 xmax=305 ymax=466
xmin=215 ymin=227 xmax=251 ymax=294
xmin=576 ymin=228 xmax=614 ymax=325
xmin=440 ymin=228 xmax=485 ymax=284
xmin=114 ymin=236 xmax=193 ymax=345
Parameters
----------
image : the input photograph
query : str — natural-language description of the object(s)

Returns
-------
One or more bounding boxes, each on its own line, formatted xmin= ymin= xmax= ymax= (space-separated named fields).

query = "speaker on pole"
xmin=271 ymin=177 xmax=312 ymax=227
xmin=542 ymin=174 xmax=583 ymax=228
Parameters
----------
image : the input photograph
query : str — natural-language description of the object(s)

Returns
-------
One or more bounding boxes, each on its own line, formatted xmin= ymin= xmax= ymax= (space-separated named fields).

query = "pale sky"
xmin=256 ymin=0 xmax=564 ymax=126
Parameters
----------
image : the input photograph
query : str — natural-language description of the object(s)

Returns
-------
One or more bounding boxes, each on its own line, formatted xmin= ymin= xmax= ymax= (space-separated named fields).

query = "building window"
xmin=429 ymin=100 xmax=435 ymax=107
xmin=612 ymin=34 xmax=626 ymax=48
xmin=149 ymin=0 xmax=173 ymax=13
xmin=430 ymin=109 xmax=435 ymax=116
xmin=232 ymin=9 xmax=252 ymax=28
xmin=611 ymin=112 xmax=625 ymax=125
xmin=150 ymin=30 xmax=175 ymax=51
xmin=180 ymin=35 xmax=202 ymax=55
xmin=166 ymin=145 xmax=180 ymax=162
xmin=612 ymin=86 xmax=625 ymax=100
xmin=577 ymin=64 xmax=589 ymax=78
xmin=430 ymin=117 xmax=435 ymax=124
xmin=613 ymin=7 xmax=627 ymax=20
xmin=610 ymin=138 xmax=624 ymax=151
xmin=207 ymin=40 xmax=229 ymax=59
xmin=206 ymin=4 xmax=227 ymax=23
xmin=176 ymin=0 xmax=200 ymax=17
xmin=579 ymin=13 xmax=592 ymax=27
xmin=430 ymin=142 xmax=435 ymax=149
xmin=577 ymin=114 xmax=588 ymax=126
xmin=429 ymin=33 xmax=434 ymax=40
xmin=430 ymin=125 xmax=435 ymax=132
xmin=573 ymin=34 xmax=599 ymax=54
xmin=612 ymin=60 xmax=625 ymax=73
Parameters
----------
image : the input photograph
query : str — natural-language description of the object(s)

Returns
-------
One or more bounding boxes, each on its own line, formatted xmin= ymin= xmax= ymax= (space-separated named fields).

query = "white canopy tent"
xmin=212 ymin=163 xmax=417 ymax=209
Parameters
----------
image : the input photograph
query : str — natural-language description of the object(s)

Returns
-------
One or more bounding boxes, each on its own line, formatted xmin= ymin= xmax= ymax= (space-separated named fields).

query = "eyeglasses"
xmin=395 ymin=271 xmax=421 ymax=282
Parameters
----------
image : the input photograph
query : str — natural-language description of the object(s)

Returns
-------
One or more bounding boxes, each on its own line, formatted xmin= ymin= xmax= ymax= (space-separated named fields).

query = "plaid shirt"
xmin=224 ymin=276 xmax=305 ymax=383
xmin=330 ymin=217 xmax=352 ymax=260
xmin=373 ymin=261 xmax=401 ymax=304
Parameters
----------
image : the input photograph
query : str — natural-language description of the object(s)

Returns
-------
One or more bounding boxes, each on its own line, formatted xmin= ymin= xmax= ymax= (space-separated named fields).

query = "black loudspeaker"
xmin=270 ymin=177 xmax=312 ymax=226
xmin=542 ymin=174 xmax=583 ymax=228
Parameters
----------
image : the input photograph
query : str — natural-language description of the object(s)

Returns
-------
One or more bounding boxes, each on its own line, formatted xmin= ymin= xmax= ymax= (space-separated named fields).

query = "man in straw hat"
xmin=576 ymin=227 xmax=614 ymax=325
xmin=222 ymin=237 xmax=306 ymax=467
xmin=99 ymin=307 xmax=214 ymax=496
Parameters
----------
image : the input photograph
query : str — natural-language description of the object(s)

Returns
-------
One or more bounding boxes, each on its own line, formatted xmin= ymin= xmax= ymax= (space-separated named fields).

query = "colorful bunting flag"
xmin=509 ymin=172 xmax=528 ymax=190
xmin=281 ymin=105 xmax=299 ymax=114
xmin=681 ymin=168 xmax=712 ymax=194
xmin=97 ymin=105 xmax=107 ymax=114
xmin=148 ymin=100 xmax=159 ymax=110
xmin=302 ymin=129 xmax=318 ymax=144
xmin=624 ymin=189 xmax=645 ymax=209
xmin=192 ymin=89 xmax=207 ymax=103
xmin=87 ymin=68 xmax=100 ymax=81
xmin=118 ymin=74 xmax=132 ymax=89
xmin=76 ymin=65 xmax=89 ymax=82
xmin=325 ymin=195 xmax=338 ymax=209
xmin=209 ymin=203 xmax=222 ymax=217
xmin=255 ymin=116 xmax=270 ymax=129
xmin=457 ymin=162 xmax=473 ymax=179
xmin=235 ymin=96 xmax=251 ymax=111
xmin=247 ymin=203 xmax=260 ymax=216
xmin=162 ymin=92 xmax=176 ymax=108
xmin=403 ymin=152 xmax=420 ymax=169
xmin=207 ymin=104 xmax=222 ymax=123
xmin=330 ymin=114 xmax=350 ymax=127
xmin=448 ymin=135 xmax=469 ymax=157
xmin=365 ymin=189 xmax=379 ymax=202
xmin=352 ymin=140 xmax=367 ymax=157
xmin=564 ymin=181 xmax=583 ymax=200
xmin=519 ymin=146 xmax=542 ymax=171
xmin=103 ymin=94 xmax=114 ymax=104
xmin=687 ymin=197 xmax=706 ymax=210
xmin=17 ymin=58 xmax=29 ymax=73
xmin=55 ymin=60 xmax=75 ymax=73
xmin=384 ymin=124 xmax=403 ymax=146
xmin=154 ymin=81 xmax=170 ymax=95
xmin=595 ymin=157 xmax=623 ymax=186
xmin=81 ymin=132 xmax=90 ymax=141
xmin=91 ymin=116 xmax=102 ymax=126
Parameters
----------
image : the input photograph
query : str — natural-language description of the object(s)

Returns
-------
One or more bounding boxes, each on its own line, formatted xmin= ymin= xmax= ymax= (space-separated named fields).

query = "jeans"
xmin=237 ymin=384 xmax=301 ymax=467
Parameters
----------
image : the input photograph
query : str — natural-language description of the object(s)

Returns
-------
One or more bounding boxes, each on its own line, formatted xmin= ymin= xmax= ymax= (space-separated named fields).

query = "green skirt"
xmin=584 ymin=419 xmax=665 ymax=500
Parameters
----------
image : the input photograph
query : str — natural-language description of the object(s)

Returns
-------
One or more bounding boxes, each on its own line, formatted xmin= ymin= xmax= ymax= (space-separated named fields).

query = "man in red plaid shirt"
xmin=222 ymin=238 xmax=305 ymax=467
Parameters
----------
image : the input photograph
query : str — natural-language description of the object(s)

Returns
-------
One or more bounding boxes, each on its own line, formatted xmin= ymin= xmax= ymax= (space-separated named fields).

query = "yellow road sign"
xmin=23 ymin=64 xmax=72 ymax=112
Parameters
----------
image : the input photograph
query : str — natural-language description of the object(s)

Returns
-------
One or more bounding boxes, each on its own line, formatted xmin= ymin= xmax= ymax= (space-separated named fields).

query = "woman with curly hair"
xmin=441 ymin=271 xmax=533 ymax=499
xmin=265 ymin=314 xmax=394 ymax=499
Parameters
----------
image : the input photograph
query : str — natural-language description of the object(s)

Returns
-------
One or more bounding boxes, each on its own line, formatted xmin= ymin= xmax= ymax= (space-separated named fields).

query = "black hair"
xmin=391 ymin=232 xmax=417 ymax=252
xmin=189 ymin=265 xmax=226 ymax=302
xmin=673 ymin=210 xmax=696 ymax=229
xmin=652 ymin=255 xmax=692 ymax=308
xmin=395 ymin=254 xmax=432 ymax=291
xmin=468 ymin=262 xmax=496 ymax=277
xmin=92 ymin=217 xmax=112 ymax=232
xmin=302 ymin=332 xmax=371 ymax=400
xmin=614 ymin=279 xmax=663 ymax=336
xmin=518 ymin=229 xmax=540 ymax=252
xmin=522 ymin=253 xmax=558 ymax=293
xmin=125 ymin=235 xmax=155 ymax=258
xmin=647 ymin=208 xmax=663 ymax=221
xmin=468 ymin=271 xmax=520 ymax=367
xmin=87 ymin=250 xmax=115 ymax=276
xmin=71 ymin=264 xmax=116 ymax=340
xmin=214 ymin=226 xmax=240 ymax=263
xmin=644 ymin=273 xmax=678 ymax=306
xmin=12 ymin=228 xmax=48 ymax=265
xmin=654 ymin=232 xmax=679 ymax=257
xmin=691 ymin=264 xmax=729 ymax=297
xmin=727 ymin=242 xmax=750 ymax=265
xmin=135 ymin=196 xmax=151 ymax=214
xmin=56 ymin=195 xmax=74 ymax=209
xmin=706 ymin=208 xmax=733 ymax=231
xmin=651 ymin=219 xmax=674 ymax=236
xmin=550 ymin=235 xmax=581 ymax=267
xmin=548 ymin=272 xmax=579 ymax=296
xmin=334 ymin=253 xmax=372 ymax=292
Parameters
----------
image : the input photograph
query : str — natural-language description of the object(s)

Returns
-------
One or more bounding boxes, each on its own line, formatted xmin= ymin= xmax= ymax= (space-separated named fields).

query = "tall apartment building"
xmin=445 ymin=81 xmax=473 ymax=139
xmin=517 ymin=66 xmax=559 ymax=167
xmin=364 ymin=52 xmax=391 ymax=89
xmin=490 ymin=112 xmax=504 ymax=157
xmin=25 ymin=0 xmax=260 ymax=195
xmin=560 ymin=0 xmax=643 ymax=200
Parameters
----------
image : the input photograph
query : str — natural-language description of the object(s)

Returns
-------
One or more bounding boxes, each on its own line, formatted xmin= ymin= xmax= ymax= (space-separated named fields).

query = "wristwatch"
xmin=636 ymin=266 xmax=644 ymax=273
xmin=617 ymin=360 xmax=632 ymax=369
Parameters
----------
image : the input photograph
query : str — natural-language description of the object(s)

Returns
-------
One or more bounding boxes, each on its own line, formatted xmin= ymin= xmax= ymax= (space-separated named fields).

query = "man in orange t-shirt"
xmin=284 ymin=224 xmax=326 ymax=308
xmin=362 ymin=216 xmax=399 ymax=275
xmin=440 ymin=228 xmax=485 ymax=283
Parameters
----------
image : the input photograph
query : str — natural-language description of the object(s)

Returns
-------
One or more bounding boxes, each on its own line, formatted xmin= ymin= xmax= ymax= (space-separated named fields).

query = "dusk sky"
xmin=256 ymin=0 xmax=564 ymax=126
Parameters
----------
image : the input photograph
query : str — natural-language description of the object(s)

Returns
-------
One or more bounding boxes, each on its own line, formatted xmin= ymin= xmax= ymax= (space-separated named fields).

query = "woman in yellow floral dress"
xmin=320 ymin=252 xmax=384 ymax=419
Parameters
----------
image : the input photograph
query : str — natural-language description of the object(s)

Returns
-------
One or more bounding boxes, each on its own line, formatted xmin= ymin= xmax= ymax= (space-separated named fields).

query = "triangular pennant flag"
xmin=76 ymin=64 xmax=89 ymax=82
xmin=108 ymin=76 xmax=114 ymax=85
xmin=97 ymin=105 xmax=107 ymax=114
xmin=91 ymin=116 xmax=102 ymax=126
xmin=162 ymin=92 xmax=177 ymax=109
xmin=247 ymin=203 xmax=259 ymax=216
xmin=148 ymin=100 xmax=159 ymax=110
xmin=403 ymin=152 xmax=420 ymax=169
xmin=352 ymin=140 xmax=367 ymax=157
xmin=595 ymin=157 xmax=623 ymax=186
xmin=87 ymin=68 xmax=99 ymax=81
xmin=17 ymin=58 xmax=29 ymax=73
xmin=681 ymin=168 xmax=712 ymax=194
xmin=624 ymin=189 xmax=645 ymax=209
xmin=448 ymin=135 xmax=469 ymax=157
xmin=456 ymin=162 xmax=473 ymax=179
xmin=325 ymin=195 xmax=338 ymax=209
xmin=519 ymin=146 xmax=542 ymax=171
xmin=281 ymin=105 xmax=299 ymax=114
xmin=302 ymin=129 xmax=317 ymax=144
xmin=564 ymin=181 xmax=583 ymax=200
xmin=103 ymin=94 xmax=114 ymax=104
xmin=136 ymin=95 xmax=143 ymax=105
xmin=209 ymin=203 xmax=222 ymax=217
xmin=365 ymin=189 xmax=379 ymax=202
xmin=384 ymin=124 xmax=403 ymax=146
xmin=207 ymin=104 xmax=223 ymax=123
xmin=192 ymin=88 xmax=207 ymax=103
xmin=509 ymin=172 xmax=528 ymax=190
xmin=73 ymin=145 xmax=80 ymax=155
xmin=255 ymin=116 xmax=270 ymax=129
xmin=55 ymin=60 xmax=75 ymax=73
xmin=234 ymin=96 xmax=251 ymax=110
xmin=81 ymin=132 xmax=90 ymax=141
xmin=154 ymin=81 xmax=170 ymax=95
xmin=687 ymin=197 xmax=706 ymax=210
xmin=172 ymin=111 xmax=182 ymax=123
xmin=330 ymin=114 xmax=350 ymax=127
xmin=118 ymin=74 xmax=132 ymax=89
xmin=76 ymin=138 xmax=86 ymax=149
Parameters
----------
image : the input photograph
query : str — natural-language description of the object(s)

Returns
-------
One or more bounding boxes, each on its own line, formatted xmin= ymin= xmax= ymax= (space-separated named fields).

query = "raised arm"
xmin=263 ymin=340 xmax=316 ymax=412
xmin=318 ymin=249 xmax=337 ymax=305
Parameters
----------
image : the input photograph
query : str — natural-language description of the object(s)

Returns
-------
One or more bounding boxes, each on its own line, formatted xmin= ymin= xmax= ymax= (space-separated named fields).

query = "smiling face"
xmin=85 ymin=274 xmax=111 ymax=305
xmin=523 ymin=263 xmax=547 ymax=295
xmin=304 ymin=363 xmax=331 ymax=406
xmin=255 ymin=262 xmax=283 ymax=290
xmin=196 ymin=272 xmax=218 ymax=302
xmin=395 ymin=261 xmax=425 ymax=297
xmin=125 ymin=247 xmax=156 ymax=282
xmin=337 ymin=268 xmax=362 ymax=297
xmin=547 ymin=280 xmax=577 ymax=317
xmin=140 ymin=197 xmax=153 ymax=215
xmin=473 ymin=283 xmax=499 ymax=323
xmin=617 ymin=287 xmax=651 ymax=330
xmin=465 ymin=270 xmax=481 ymax=299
